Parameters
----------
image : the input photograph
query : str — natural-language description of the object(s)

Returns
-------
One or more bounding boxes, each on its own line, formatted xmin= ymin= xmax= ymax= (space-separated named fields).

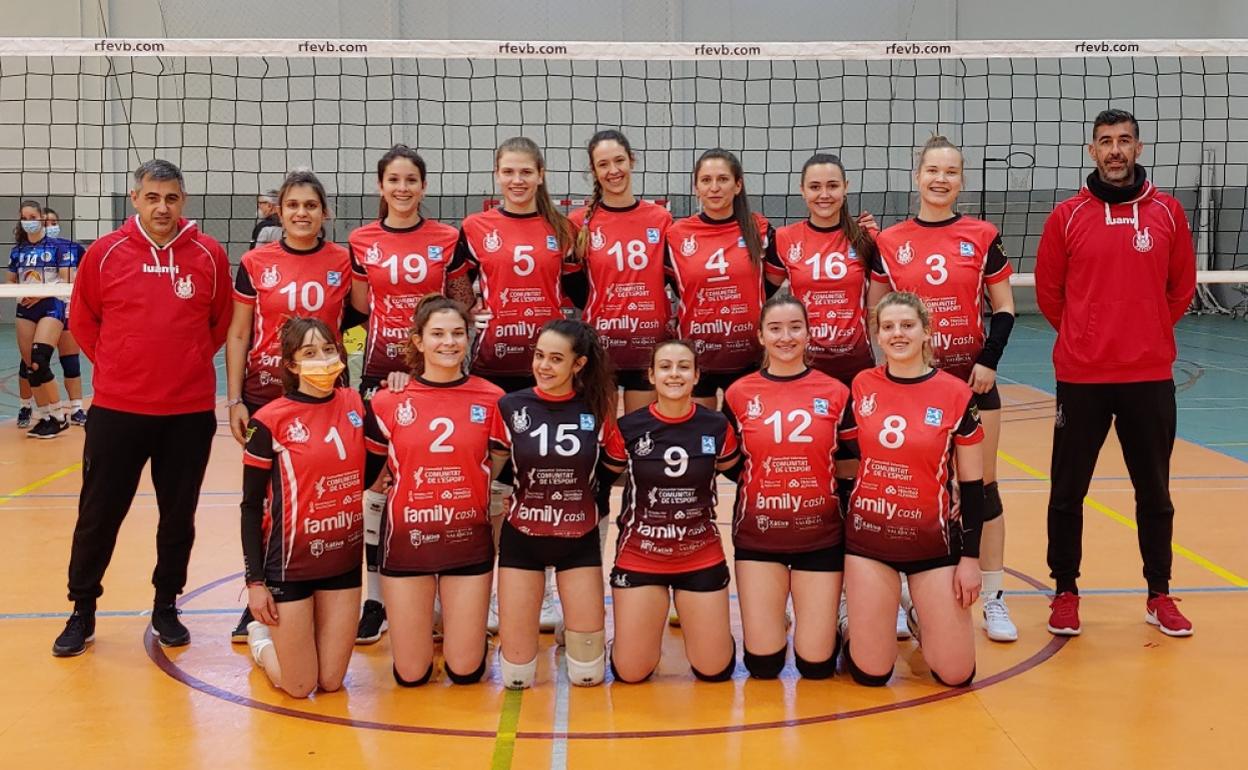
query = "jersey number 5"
xmin=530 ymin=423 xmax=582 ymax=457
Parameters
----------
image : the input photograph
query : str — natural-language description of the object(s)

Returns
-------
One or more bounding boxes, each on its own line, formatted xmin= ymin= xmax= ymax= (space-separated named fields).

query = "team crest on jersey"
xmin=547 ymin=235 xmax=559 ymax=251
xmin=347 ymin=410 xmax=363 ymax=428
xmin=1133 ymin=227 xmax=1153 ymax=253
xmin=483 ymin=229 xmax=502 ymax=253
xmin=364 ymin=243 xmax=382 ymax=265
xmin=494 ymin=343 xmax=509 ymax=360
xmin=511 ymin=406 xmax=531 ymax=433
xmin=611 ymin=571 xmax=630 ymax=588
xmin=591 ymin=227 xmax=606 ymax=251
xmin=924 ymin=406 xmax=944 ymax=426
xmin=579 ymin=413 xmax=595 ymax=431
xmin=745 ymin=394 xmax=764 ymax=420
xmin=701 ymin=435 xmax=716 ymax=454
xmin=286 ymin=417 xmax=310 ymax=444
xmin=409 ymin=529 xmax=427 ymax=549
xmin=959 ymin=241 xmax=975 ymax=257
xmin=428 ymin=245 xmax=444 ymax=262
xmin=174 ymin=275 xmax=195 ymax=300
xmin=681 ymin=233 xmax=698 ymax=257
xmin=309 ymin=539 xmax=325 ymax=558
xmin=859 ymin=392 xmax=877 ymax=417
xmin=327 ymin=271 xmax=342 ymax=287
xmin=634 ymin=431 xmax=655 ymax=456
xmin=259 ymin=263 xmax=280 ymax=288
xmin=895 ymin=241 xmax=914 ymax=266
xmin=470 ymin=404 xmax=487 ymax=424
xmin=395 ymin=398 xmax=416 ymax=427
xmin=787 ymin=241 xmax=803 ymax=265
xmin=813 ymin=398 xmax=829 ymax=416
xmin=646 ymin=228 xmax=661 ymax=244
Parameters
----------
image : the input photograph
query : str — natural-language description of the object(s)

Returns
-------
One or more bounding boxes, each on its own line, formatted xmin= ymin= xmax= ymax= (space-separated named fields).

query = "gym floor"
xmin=1 ymin=314 xmax=1244 ymax=769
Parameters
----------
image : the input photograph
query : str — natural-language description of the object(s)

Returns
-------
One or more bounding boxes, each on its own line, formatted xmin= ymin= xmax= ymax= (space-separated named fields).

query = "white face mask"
xmin=20 ymin=220 xmax=41 ymax=235
xmin=44 ymin=224 xmax=61 ymax=238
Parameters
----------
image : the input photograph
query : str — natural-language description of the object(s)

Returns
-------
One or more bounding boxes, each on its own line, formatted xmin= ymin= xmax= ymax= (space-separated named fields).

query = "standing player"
xmin=225 ymin=169 xmax=353 ymax=641
xmin=8 ymin=200 xmax=75 ymax=438
xmin=722 ymin=295 xmax=857 ymax=680
xmin=41 ymin=207 xmax=88 ymax=426
xmin=365 ymin=295 xmax=502 ymax=686
xmin=489 ymin=320 xmax=624 ymax=689
xmin=871 ymin=136 xmax=1019 ymax=643
xmin=666 ymin=148 xmax=776 ymax=408
xmin=348 ymin=145 xmax=472 ymax=644
xmin=459 ymin=137 xmax=578 ymax=633
xmin=1036 ymin=108 xmax=1196 ymax=638
xmin=606 ymin=339 xmax=738 ymax=683
xmin=843 ymin=292 xmax=984 ymax=688
xmin=242 ymin=318 xmax=365 ymax=699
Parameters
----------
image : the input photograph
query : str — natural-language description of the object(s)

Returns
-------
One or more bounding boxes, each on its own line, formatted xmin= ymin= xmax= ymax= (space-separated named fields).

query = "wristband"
xmin=226 ymin=397 xmax=244 ymax=408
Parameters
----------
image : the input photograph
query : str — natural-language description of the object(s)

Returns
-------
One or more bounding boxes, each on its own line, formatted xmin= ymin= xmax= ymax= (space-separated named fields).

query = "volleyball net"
xmin=1 ymin=37 xmax=1247 ymax=313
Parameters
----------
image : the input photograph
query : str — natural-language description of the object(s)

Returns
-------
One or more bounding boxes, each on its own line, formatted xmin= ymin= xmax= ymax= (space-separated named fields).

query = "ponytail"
xmin=695 ymin=148 xmax=762 ymax=267
xmin=497 ymin=136 xmax=574 ymax=256
xmin=540 ymin=318 xmax=616 ymax=428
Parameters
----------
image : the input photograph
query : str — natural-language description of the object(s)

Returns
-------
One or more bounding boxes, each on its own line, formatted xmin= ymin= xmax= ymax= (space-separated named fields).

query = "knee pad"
xmin=564 ymin=629 xmax=606 ymax=687
xmin=690 ymin=640 xmax=736 ymax=683
xmin=363 ymin=489 xmax=386 ymax=547
xmin=59 ymin=353 xmax=81 ymax=379
xmin=18 ymin=360 xmax=29 ymax=382
xmin=500 ymin=652 xmax=538 ymax=690
xmin=490 ymin=481 xmax=513 ymax=519
xmin=393 ymin=662 xmax=434 ymax=688
xmin=794 ymin=644 xmax=839 ymax=680
xmin=844 ymin=643 xmax=893 ymax=687
xmin=742 ymin=645 xmax=787 ymax=679
xmin=932 ymin=666 xmax=976 ymax=689
xmin=29 ymin=343 xmax=55 ymax=386
xmin=446 ymin=646 xmax=489 ymax=685
xmin=984 ymin=481 xmax=1004 ymax=522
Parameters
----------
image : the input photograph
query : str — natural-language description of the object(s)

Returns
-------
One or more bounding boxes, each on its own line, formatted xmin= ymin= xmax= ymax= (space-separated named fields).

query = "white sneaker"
xmin=540 ymin=582 xmax=562 ymax=633
xmin=895 ymin=604 xmax=911 ymax=640
xmin=836 ymin=594 xmax=850 ymax=643
xmin=983 ymin=596 xmax=1019 ymax=642
xmin=487 ymin=592 xmax=500 ymax=635
xmin=246 ymin=620 xmax=273 ymax=667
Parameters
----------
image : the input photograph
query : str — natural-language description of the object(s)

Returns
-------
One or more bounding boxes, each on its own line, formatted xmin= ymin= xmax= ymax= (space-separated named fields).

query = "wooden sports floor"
xmin=2 ymin=315 xmax=1245 ymax=769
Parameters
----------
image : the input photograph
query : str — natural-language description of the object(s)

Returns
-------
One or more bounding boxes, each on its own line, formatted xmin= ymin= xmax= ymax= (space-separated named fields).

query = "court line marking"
xmin=998 ymin=450 xmax=1248 ymax=588
xmin=549 ymin=649 xmax=570 ymax=770
xmin=0 ymin=461 xmax=81 ymax=505
xmin=490 ymin=689 xmax=524 ymax=770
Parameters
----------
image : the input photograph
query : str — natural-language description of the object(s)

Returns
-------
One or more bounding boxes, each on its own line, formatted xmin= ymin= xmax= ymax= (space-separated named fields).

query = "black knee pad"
xmin=445 ymin=650 xmax=488 ymax=685
xmin=393 ymin=662 xmax=434 ymax=687
xmin=794 ymin=649 xmax=838 ymax=680
xmin=844 ymin=643 xmax=892 ymax=687
xmin=932 ymin=666 xmax=975 ymax=689
xmin=29 ymin=342 xmax=55 ymax=386
xmin=743 ymin=645 xmax=787 ymax=679
xmin=690 ymin=641 xmax=736 ymax=683
xmin=609 ymin=654 xmax=654 ymax=684
xmin=364 ymin=451 xmax=387 ymax=488
xmin=983 ymin=481 xmax=1004 ymax=522
xmin=59 ymin=353 xmax=81 ymax=379
xmin=19 ymin=360 xmax=29 ymax=381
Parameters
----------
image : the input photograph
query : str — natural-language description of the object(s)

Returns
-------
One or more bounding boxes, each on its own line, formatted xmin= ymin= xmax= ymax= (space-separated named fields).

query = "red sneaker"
xmin=1146 ymin=594 xmax=1193 ymax=637
xmin=1047 ymin=592 xmax=1081 ymax=636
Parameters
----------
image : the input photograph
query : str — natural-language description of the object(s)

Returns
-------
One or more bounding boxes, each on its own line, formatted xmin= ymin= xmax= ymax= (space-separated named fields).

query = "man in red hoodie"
xmin=52 ymin=159 xmax=232 ymax=657
xmin=1036 ymin=109 xmax=1196 ymax=639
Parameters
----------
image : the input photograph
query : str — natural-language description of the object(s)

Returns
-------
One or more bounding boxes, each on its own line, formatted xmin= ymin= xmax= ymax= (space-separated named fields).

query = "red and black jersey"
xmin=723 ymin=369 xmax=856 ymax=553
xmin=873 ymin=215 xmax=1011 ymax=381
xmin=366 ymin=375 xmax=503 ymax=573
xmin=242 ymin=388 xmax=367 ymax=582
xmin=769 ymin=220 xmax=878 ymax=385
xmin=605 ymin=403 xmax=738 ymax=573
xmin=490 ymin=388 xmax=626 ymax=538
xmin=568 ymin=201 xmax=673 ymax=371
xmin=348 ymin=218 xmax=466 ymax=379
xmin=458 ymin=209 xmax=572 ymax=377
xmin=235 ymin=239 xmax=353 ymax=405
xmin=665 ymin=213 xmax=772 ymax=373
xmin=846 ymin=366 xmax=983 ymax=563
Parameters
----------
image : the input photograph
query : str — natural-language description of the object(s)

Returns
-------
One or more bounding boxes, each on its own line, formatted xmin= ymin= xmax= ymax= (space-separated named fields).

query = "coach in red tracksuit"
xmin=52 ymin=159 xmax=232 ymax=657
xmin=1035 ymin=109 xmax=1196 ymax=639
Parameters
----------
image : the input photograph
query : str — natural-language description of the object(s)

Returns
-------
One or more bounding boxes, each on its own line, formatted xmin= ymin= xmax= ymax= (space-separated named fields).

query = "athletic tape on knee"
xmin=983 ymin=481 xmax=1004 ymax=522
xmin=794 ymin=649 xmax=838 ymax=680
xmin=362 ymin=489 xmax=386 ymax=547
xmin=59 ymin=353 xmax=81 ymax=379
xmin=490 ymin=481 xmax=513 ymax=519
xmin=393 ymin=662 xmax=434 ymax=688
xmin=743 ymin=645 xmax=787 ymax=679
xmin=500 ymin=652 xmax=538 ymax=690
xmin=18 ymin=360 xmax=28 ymax=381
xmin=844 ymin=643 xmax=892 ymax=687
xmin=564 ymin=629 xmax=606 ymax=687
xmin=445 ymin=646 xmax=489 ymax=685
xmin=932 ymin=666 xmax=975 ymax=689
xmin=29 ymin=342 xmax=55 ymax=386
xmin=690 ymin=640 xmax=736 ymax=683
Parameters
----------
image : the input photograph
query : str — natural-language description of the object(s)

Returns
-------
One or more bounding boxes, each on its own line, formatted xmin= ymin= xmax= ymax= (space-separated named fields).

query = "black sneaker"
xmin=356 ymin=599 xmax=388 ymax=644
xmin=70 ymin=408 xmax=88 ymax=427
xmin=26 ymin=416 xmax=67 ymax=440
xmin=230 ymin=606 xmax=254 ymax=644
xmin=151 ymin=604 xmax=191 ymax=647
xmin=16 ymin=405 xmax=32 ymax=429
xmin=52 ymin=610 xmax=95 ymax=657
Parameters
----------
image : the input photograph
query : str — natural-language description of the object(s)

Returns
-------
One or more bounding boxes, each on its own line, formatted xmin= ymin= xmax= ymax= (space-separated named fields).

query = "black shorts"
xmin=693 ymin=367 xmax=756 ymax=399
xmin=267 ymin=567 xmax=362 ymax=604
xmin=498 ymin=521 xmax=602 ymax=572
xmin=380 ymin=558 xmax=494 ymax=578
xmin=609 ymin=561 xmax=730 ymax=593
xmin=845 ymin=551 xmax=961 ymax=575
xmin=616 ymin=369 xmax=654 ymax=392
xmin=734 ymin=544 xmax=845 ymax=572
xmin=972 ymin=383 xmax=1001 ymax=411
xmin=483 ymin=374 xmax=537 ymax=394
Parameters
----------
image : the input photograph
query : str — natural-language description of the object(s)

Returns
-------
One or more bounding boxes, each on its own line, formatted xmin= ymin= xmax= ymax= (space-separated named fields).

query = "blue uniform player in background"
xmin=42 ymin=207 xmax=88 ymax=427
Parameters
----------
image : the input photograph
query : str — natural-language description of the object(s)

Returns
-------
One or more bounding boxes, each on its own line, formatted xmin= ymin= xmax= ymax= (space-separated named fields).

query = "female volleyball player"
xmin=8 ymin=200 xmax=75 ymax=438
xmin=666 ymin=148 xmax=776 ymax=408
xmin=365 ymin=295 xmax=502 ymax=686
xmin=722 ymin=295 xmax=856 ymax=679
xmin=226 ymin=169 xmax=353 ymax=640
xmin=843 ymin=291 xmax=983 ymax=688
xmin=605 ymin=339 xmax=739 ymax=684
xmin=40 ymin=207 xmax=88 ymax=426
xmin=241 ymin=317 xmax=366 ymax=699
xmin=871 ymin=136 xmax=1018 ymax=643
xmin=348 ymin=145 xmax=472 ymax=644
xmin=489 ymin=320 xmax=624 ymax=689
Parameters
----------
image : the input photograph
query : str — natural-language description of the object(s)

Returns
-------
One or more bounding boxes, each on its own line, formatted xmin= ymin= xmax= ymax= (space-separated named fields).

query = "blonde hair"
xmin=872 ymin=291 xmax=934 ymax=366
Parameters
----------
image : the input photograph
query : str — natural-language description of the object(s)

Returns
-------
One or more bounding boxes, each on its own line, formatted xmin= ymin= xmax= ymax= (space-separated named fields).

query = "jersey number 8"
xmin=878 ymin=415 xmax=907 ymax=449
xmin=609 ymin=239 xmax=649 ymax=271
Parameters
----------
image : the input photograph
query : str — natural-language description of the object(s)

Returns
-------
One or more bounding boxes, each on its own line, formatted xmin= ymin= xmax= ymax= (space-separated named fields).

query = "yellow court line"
xmin=0 ymin=462 xmax=82 ymax=505
xmin=998 ymin=450 xmax=1248 ymax=587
